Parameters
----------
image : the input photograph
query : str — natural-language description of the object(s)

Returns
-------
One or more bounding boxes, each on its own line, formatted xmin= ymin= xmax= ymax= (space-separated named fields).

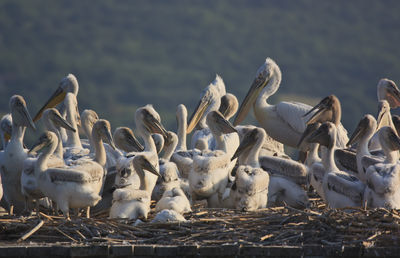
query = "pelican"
xmin=377 ymin=78 xmax=400 ymax=109
xmin=29 ymin=119 xmax=115 ymax=219
xmin=308 ymin=122 xmax=365 ymax=208
xmin=392 ymin=115 xmax=400 ymax=135
xmin=0 ymin=114 xmax=12 ymax=150
xmin=80 ymin=109 xmax=99 ymax=153
xmin=369 ymin=100 xmax=397 ymax=151
xmin=232 ymin=128 xmax=309 ymax=209
xmin=109 ymin=154 xmax=160 ymax=220
xmin=187 ymin=75 xmax=226 ymax=150
xmin=152 ymin=209 xmax=187 ymax=223
xmin=113 ymin=127 xmax=144 ymax=153
xmin=171 ymin=104 xmax=201 ymax=178
xmin=189 ymin=110 xmax=237 ymax=207
xmin=0 ymin=95 xmax=36 ymax=214
xmin=155 ymin=187 xmax=191 ymax=214
xmin=303 ymin=95 xmax=349 ymax=148
xmin=364 ymin=126 xmax=400 ymax=209
xmin=233 ymin=58 xmax=314 ymax=151
xmin=21 ymin=108 xmax=75 ymax=214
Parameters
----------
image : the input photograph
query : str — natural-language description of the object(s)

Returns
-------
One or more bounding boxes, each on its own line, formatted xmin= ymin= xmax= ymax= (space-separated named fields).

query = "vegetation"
xmin=0 ymin=1 xmax=399 ymax=143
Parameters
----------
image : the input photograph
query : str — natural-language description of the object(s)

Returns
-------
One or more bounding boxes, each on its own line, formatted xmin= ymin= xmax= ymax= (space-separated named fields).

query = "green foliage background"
xmin=0 ymin=1 xmax=399 ymax=143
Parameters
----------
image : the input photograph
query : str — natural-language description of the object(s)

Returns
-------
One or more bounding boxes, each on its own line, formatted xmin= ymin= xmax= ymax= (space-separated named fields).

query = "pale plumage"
xmin=0 ymin=95 xmax=36 ymax=214
xmin=364 ymin=126 xmax=400 ymax=209
xmin=307 ymin=122 xmax=365 ymax=208
xmin=30 ymin=119 xmax=115 ymax=218
xmin=155 ymin=187 xmax=191 ymax=214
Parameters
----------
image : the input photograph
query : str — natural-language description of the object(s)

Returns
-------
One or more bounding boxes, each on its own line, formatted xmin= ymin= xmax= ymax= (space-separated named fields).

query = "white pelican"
xmin=80 ymin=109 xmax=99 ymax=153
xmin=377 ymin=78 xmax=400 ymax=109
xmin=155 ymin=187 xmax=191 ymax=214
xmin=151 ymin=209 xmax=187 ymax=223
xmin=0 ymin=95 xmax=36 ymax=214
xmin=233 ymin=58 xmax=313 ymax=150
xmin=369 ymin=100 xmax=397 ymax=151
xmin=364 ymin=126 xmax=400 ymax=209
xmin=109 ymin=153 xmax=160 ymax=220
xmin=308 ymin=122 xmax=365 ymax=208
xmin=232 ymin=128 xmax=309 ymax=209
xmin=29 ymin=119 xmax=115 ymax=219
xmin=189 ymin=110 xmax=237 ymax=207
xmin=187 ymin=75 xmax=226 ymax=150
xmin=21 ymin=108 xmax=75 ymax=214
xmin=171 ymin=104 xmax=201 ymax=178
xmin=0 ymin=114 xmax=12 ymax=150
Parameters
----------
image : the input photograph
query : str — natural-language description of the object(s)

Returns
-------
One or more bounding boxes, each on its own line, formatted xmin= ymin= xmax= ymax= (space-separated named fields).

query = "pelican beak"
xmin=387 ymin=128 xmax=400 ymax=151
xmin=303 ymin=102 xmax=328 ymax=125
xmin=297 ymin=122 xmax=321 ymax=148
xmin=140 ymin=157 xmax=161 ymax=177
xmin=53 ymin=110 xmax=76 ymax=132
xmin=19 ymin=104 xmax=36 ymax=131
xmin=307 ymin=125 xmax=330 ymax=147
xmin=33 ymin=86 xmax=66 ymax=122
xmin=347 ymin=118 xmax=367 ymax=146
xmin=376 ymin=102 xmax=390 ymax=130
xmin=387 ymin=83 xmax=400 ymax=108
xmin=233 ymin=72 xmax=270 ymax=126
xmin=187 ymin=91 xmax=212 ymax=134
xmin=128 ymin=134 xmax=144 ymax=152
xmin=145 ymin=114 xmax=168 ymax=138
xmin=215 ymin=112 xmax=237 ymax=134
xmin=231 ymin=129 xmax=257 ymax=161
xmin=105 ymin=129 xmax=117 ymax=150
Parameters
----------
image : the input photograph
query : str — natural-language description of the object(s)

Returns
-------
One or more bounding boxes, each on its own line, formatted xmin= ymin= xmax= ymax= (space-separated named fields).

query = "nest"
xmin=1 ymin=196 xmax=400 ymax=248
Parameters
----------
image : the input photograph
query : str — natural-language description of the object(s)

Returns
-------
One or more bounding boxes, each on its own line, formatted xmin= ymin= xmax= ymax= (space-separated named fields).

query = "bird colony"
xmin=1 ymin=57 xmax=400 ymax=231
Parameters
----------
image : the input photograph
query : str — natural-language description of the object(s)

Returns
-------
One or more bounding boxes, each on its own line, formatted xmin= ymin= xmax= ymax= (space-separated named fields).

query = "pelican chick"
xmin=308 ymin=122 xmax=365 ymax=208
xmin=151 ymin=209 xmax=187 ymax=223
xmin=113 ymin=127 xmax=144 ymax=153
xmin=109 ymin=154 xmax=160 ymax=220
xmin=155 ymin=187 xmax=191 ymax=214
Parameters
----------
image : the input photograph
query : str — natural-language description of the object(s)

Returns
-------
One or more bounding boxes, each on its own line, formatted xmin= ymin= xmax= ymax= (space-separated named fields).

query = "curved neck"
xmin=162 ymin=139 xmax=178 ymax=161
xmin=92 ymin=130 xmax=106 ymax=167
xmin=246 ymin=135 xmax=265 ymax=168
xmin=255 ymin=68 xmax=282 ymax=109
xmin=321 ymin=145 xmax=339 ymax=172
xmin=43 ymin=120 xmax=64 ymax=160
xmin=306 ymin=143 xmax=320 ymax=167
xmin=176 ymin=110 xmax=187 ymax=151
xmin=384 ymin=149 xmax=399 ymax=164
xmin=10 ymin=123 xmax=25 ymax=150
xmin=82 ymin=122 xmax=94 ymax=153
xmin=64 ymin=95 xmax=82 ymax=148
xmin=36 ymin=141 xmax=58 ymax=176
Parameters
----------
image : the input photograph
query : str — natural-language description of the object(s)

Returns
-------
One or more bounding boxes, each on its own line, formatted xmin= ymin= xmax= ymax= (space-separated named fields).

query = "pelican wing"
xmin=276 ymin=101 xmax=313 ymax=134
xmin=326 ymin=172 xmax=364 ymax=203
xmin=361 ymin=155 xmax=382 ymax=175
xmin=259 ymin=155 xmax=307 ymax=185
xmin=335 ymin=124 xmax=349 ymax=148
xmin=366 ymin=163 xmax=400 ymax=195
xmin=47 ymin=169 xmax=101 ymax=183
xmin=334 ymin=149 xmax=357 ymax=174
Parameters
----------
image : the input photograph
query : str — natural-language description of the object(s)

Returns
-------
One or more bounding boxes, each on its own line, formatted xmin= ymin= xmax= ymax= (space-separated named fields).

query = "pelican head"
xmin=297 ymin=122 xmax=322 ymax=148
xmin=113 ymin=127 xmax=144 ymax=153
xmin=33 ymin=74 xmax=79 ymax=122
xmin=233 ymin=58 xmax=280 ymax=126
xmin=378 ymin=126 xmax=400 ymax=152
xmin=219 ymin=93 xmax=239 ymax=120
xmin=307 ymin=122 xmax=336 ymax=148
xmin=29 ymin=131 xmax=58 ymax=154
xmin=135 ymin=105 xmax=168 ymax=138
xmin=43 ymin=108 xmax=76 ymax=132
xmin=347 ymin=114 xmax=377 ymax=147
xmin=10 ymin=95 xmax=36 ymax=130
xmin=132 ymin=153 xmax=161 ymax=177
xmin=0 ymin=114 xmax=12 ymax=143
xmin=303 ymin=95 xmax=341 ymax=125
xmin=377 ymin=78 xmax=400 ymax=108
xmin=187 ymin=75 xmax=226 ymax=133
xmin=376 ymin=100 xmax=393 ymax=130
xmin=231 ymin=128 xmax=263 ymax=161
xmin=206 ymin=110 xmax=237 ymax=136
xmin=92 ymin=119 xmax=116 ymax=150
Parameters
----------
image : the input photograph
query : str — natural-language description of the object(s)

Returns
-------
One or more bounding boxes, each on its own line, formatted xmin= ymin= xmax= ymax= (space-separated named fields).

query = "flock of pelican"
xmin=0 ymin=57 xmax=400 ymax=223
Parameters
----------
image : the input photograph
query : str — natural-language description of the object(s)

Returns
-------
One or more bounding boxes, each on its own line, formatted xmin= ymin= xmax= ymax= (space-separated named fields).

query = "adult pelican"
xmin=187 ymin=75 xmax=226 ymax=150
xmin=0 ymin=95 xmax=36 ymax=214
xmin=377 ymin=78 xmax=400 ymax=109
